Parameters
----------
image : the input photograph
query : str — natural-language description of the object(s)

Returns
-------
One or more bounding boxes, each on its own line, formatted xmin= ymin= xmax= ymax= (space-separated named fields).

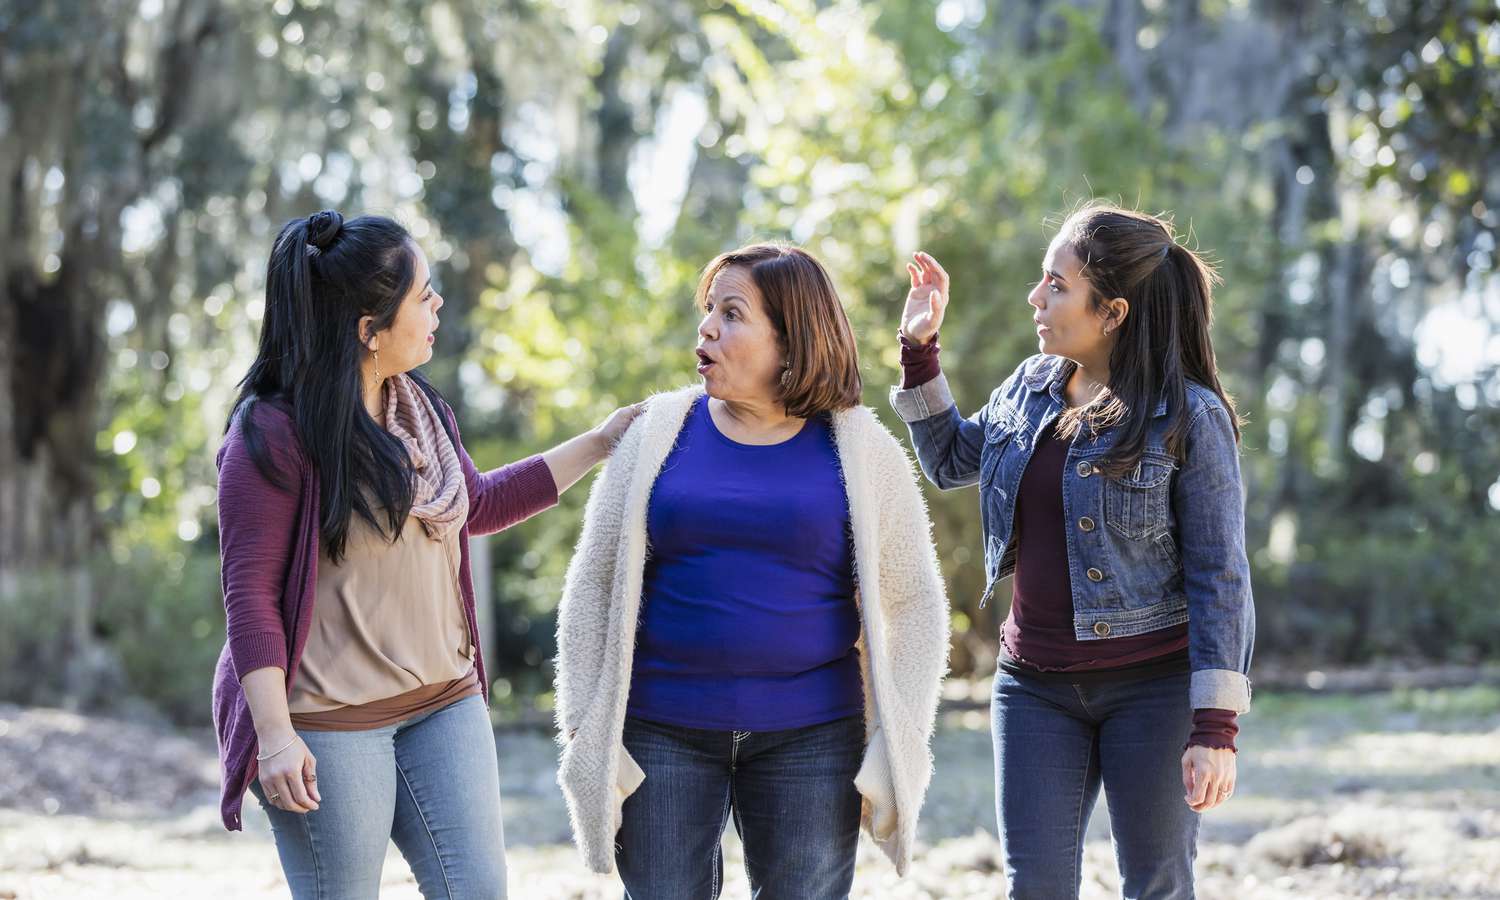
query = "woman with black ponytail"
xmin=891 ymin=202 xmax=1255 ymax=898
xmin=212 ymin=210 xmax=639 ymax=898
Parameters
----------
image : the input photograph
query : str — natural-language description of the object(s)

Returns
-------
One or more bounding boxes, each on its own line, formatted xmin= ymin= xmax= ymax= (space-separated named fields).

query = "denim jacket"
xmin=890 ymin=354 xmax=1254 ymax=713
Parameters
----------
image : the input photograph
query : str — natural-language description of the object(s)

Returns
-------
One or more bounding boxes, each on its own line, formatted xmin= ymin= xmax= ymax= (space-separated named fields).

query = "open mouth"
xmin=696 ymin=348 xmax=716 ymax=374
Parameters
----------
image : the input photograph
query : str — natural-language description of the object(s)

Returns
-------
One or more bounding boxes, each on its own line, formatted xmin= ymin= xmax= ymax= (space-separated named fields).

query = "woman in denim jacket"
xmin=889 ymin=202 xmax=1254 ymax=899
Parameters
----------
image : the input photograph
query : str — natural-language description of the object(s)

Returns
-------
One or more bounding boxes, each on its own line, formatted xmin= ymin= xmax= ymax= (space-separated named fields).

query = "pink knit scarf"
xmin=382 ymin=373 xmax=469 ymax=539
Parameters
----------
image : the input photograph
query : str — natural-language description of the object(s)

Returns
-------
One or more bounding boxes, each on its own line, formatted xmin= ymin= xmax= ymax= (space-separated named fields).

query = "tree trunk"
xmin=1 ymin=0 xmax=226 ymax=706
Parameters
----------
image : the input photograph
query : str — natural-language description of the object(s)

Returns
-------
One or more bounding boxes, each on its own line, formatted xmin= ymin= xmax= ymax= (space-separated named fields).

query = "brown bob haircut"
xmin=694 ymin=243 xmax=863 ymax=419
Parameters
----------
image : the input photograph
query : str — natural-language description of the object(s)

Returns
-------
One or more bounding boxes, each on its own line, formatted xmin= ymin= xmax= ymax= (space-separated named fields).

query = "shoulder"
xmin=605 ymin=384 xmax=703 ymax=470
xmin=1182 ymin=380 xmax=1231 ymax=424
xmin=1018 ymin=353 xmax=1064 ymax=386
xmin=637 ymin=384 xmax=704 ymax=435
xmin=833 ymin=405 xmax=913 ymax=468
xmin=223 ymin=397 xmax=302 ymax=460
xmin=649 ymin=383 xmax=704 ymax=412
xmin=987 ymin=354 xmax=1058 ymax=407
xmin=218 ymin=396 xmax=309 ymax=494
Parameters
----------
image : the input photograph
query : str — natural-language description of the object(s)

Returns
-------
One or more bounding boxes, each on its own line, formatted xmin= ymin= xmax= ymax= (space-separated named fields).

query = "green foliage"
xmin=0 ymin=571 xmax=74 ymax=706
xmin=92 ymin=548 xmax=226 ymax=724
xmin=4 ymin=0 xmax=1497 ymax=722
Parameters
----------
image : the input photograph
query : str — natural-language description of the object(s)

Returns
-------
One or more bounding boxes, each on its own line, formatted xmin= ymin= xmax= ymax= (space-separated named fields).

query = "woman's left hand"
xmin=1181 ymin=745 xmax=1236 ymax=812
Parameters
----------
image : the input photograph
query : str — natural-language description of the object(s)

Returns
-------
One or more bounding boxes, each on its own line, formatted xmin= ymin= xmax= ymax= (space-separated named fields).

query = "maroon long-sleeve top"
xmin=212 ymin=398 xmax=558 ymax=830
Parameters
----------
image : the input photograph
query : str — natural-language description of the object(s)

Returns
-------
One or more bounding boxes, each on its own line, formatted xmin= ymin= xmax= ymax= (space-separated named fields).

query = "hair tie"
xmin=307 ymin=210 xmax=344 ymax=250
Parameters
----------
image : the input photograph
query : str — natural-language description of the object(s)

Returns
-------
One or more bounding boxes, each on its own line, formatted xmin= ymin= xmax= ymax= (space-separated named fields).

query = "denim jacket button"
xmin=1093 ymin=621 xmax=1111 ymax=637
xmin=1078 ymin=516 xmax=1096 ymax=532
xmin=1086 ymin=567 xmax=1104 ymax=582
xmin=1076 ymin=461 xmax=1093 ymax=478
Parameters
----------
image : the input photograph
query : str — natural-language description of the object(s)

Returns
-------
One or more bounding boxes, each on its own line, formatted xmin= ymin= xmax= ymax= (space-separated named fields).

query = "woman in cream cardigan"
xmin=553 ymin=243 xmax=949 ymax=898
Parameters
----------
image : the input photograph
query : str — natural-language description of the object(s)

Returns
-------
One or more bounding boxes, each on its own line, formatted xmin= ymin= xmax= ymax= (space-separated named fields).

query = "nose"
xmin=432 ymin=292 xmax=444 ymax=313
xmin=1027 ymin=281 xmax=1045 ymax=311
xmin=698 ymin=311 xmax=717 ymax=341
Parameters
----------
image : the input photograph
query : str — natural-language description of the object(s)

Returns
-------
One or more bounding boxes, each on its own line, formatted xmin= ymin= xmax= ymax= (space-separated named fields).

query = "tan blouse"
xmin=288 ymin=507 xmax=476 ymax=725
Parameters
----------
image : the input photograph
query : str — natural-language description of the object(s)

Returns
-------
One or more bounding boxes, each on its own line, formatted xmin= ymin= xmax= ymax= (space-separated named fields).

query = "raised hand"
xmin=900 ymin=251 xmax=951 ymax=345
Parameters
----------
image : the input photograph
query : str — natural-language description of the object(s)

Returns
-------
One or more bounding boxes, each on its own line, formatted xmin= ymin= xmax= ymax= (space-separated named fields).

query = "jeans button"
xmin=1086 ymin=567 xmax=1104 ymax=582
xmin=1078 ymin=516 xmax=1095 ymax=532
xmin=1076 ymin=461 xmax=1092 ymax=478
xmin=1093 ymin=621 xmax=1111 ymax=637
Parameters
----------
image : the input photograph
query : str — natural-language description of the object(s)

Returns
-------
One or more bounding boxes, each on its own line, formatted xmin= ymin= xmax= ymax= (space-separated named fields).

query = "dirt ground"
xmin=2 ymin=683 xmax=1498 ymax=899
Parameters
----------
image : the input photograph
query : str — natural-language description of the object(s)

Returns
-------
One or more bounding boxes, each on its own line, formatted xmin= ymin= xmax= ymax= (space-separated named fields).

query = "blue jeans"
xmin=615 ymin=714 xmax=864 ymax=900
xmin=992 ymin=669 xmax=1198 ymax=900
xmin=249 ymin=694 xmax=507 ymax=899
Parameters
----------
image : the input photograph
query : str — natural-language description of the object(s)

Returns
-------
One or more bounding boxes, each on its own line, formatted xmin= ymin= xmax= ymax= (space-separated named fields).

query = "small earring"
xmin=373 ymin=349 xmax=381 ymax=383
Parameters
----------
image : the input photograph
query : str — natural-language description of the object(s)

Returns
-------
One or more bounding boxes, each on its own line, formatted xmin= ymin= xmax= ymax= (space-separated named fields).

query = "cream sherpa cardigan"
xmin=554 ymin=385 xmax=949 ymax=876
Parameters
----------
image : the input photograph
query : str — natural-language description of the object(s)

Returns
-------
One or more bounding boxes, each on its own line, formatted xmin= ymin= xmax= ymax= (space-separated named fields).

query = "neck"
xmin=1065 ymin=354 xmax=1111 ymax=408
xmin=717 ymin=393 xmax=796 ymax=431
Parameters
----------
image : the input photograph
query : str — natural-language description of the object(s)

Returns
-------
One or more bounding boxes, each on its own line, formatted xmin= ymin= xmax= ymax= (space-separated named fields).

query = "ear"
xmin=1104 ymin=297 xmax=1129 ymax=333
xmin=359 ymin=315 xmax=380 ymax=351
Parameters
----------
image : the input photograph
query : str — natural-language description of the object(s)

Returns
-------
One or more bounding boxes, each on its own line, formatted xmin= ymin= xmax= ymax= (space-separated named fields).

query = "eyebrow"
xmin=421 ymin=279 xmax=433 ymax=294
xmin=1045 ymin=269 xmax=1067 ymax=284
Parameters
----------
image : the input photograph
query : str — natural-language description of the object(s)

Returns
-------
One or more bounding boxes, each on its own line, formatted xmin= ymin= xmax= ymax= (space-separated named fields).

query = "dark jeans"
xmin=615 ymin=714 xmax=864 ymax=900
xmin=992 ymin=669 xmax=1199 ymax=900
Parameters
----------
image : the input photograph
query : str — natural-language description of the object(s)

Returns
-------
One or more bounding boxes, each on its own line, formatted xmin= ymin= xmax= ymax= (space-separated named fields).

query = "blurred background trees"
xmin=2 ymin=0 xmax=1495 ymax=723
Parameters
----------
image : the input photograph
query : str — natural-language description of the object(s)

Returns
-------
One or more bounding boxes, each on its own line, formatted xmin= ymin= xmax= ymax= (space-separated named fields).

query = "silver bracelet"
xmin=255 ymin=735 xmax=298 ymax=761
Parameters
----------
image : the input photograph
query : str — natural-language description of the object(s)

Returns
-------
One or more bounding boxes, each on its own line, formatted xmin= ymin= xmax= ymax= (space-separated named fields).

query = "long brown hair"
xmin=1054 ymin=202 xmax=1240 ymax=477
xmin=695 ymin=243 xmax=862 ymax=419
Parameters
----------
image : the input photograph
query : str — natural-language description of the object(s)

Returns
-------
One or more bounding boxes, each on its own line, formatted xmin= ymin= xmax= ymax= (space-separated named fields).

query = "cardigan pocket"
xmin=853 ymin=725 xmax=898 ymax=841
xmin=611 ymin=743 xmax=646 ymax=835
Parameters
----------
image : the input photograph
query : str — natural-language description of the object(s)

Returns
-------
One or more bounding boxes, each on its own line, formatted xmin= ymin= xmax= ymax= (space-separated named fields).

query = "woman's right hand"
xmin=258 ymin=733 xmax=320 ymax=814
xmin=593 ymin=401 xmax=645 ymax=455
xmin=900 ymin=251 xmax=950 ymax=345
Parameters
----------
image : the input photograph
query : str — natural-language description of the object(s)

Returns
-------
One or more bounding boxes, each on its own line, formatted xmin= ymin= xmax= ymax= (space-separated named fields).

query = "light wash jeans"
xmin=249 ymin=694 xmax=506 ymax=899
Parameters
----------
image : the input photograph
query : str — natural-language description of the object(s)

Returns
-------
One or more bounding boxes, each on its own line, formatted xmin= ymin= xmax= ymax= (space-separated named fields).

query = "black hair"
xmin=1055 ymin=201 xmax=1241 ymax=478
xmin=227 ymin=211 xmax=452 ymax=561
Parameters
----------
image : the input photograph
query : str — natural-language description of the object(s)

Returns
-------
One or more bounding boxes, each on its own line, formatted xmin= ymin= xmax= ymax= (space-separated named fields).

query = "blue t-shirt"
xmin=626 ymin=394 xmax=863 ymax=731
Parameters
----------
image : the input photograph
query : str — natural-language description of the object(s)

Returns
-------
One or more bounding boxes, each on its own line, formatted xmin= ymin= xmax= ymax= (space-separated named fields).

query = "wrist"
xmin=255 ymin=722 xmax=296 ymax=747
xmin=588 ymin=428 xmax=613 ymax=463
xmin=899 ymin=327 xmax=937 ymax=347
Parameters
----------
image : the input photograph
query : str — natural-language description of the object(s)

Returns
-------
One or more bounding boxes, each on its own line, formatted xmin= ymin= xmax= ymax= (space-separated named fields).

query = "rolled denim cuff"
xmin=889 ymin=372 xmax=957 ymax=423
xmin=1190 ymin=668 xmax=1252 ymax=714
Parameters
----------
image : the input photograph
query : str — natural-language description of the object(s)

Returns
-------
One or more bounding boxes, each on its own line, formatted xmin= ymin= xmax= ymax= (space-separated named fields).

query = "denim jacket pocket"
xmin=1103 ymin=453 xmax=1176 ymax=540
xmin=980 ymin=408 xmax=1024 ymax=486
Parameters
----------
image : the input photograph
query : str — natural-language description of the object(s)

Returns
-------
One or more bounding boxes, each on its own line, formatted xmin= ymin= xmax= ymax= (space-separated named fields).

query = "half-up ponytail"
xmin=1053 ymin=202 xmax=1240 ymax=478
xmin=228 ymin=212 xmax=432 ymax=562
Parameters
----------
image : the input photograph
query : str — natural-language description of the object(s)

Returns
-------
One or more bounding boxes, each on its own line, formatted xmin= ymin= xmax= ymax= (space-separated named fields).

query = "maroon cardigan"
xmin=212 ymin=399 xmax=558 ymax=830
